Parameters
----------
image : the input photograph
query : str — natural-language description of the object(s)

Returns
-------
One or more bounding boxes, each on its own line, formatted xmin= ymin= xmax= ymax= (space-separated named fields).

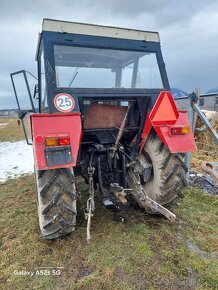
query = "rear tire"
xmin=141 ymin=132 xmax=188 ymax=210
xmin=35 ymin=168 xmax=77 ymax=240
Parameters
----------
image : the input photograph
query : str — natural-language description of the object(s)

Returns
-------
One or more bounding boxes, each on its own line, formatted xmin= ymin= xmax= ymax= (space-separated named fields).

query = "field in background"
xmin=0 ymin=118 xmax=23 ymax=142
xmin=0 ymin=118 xmax=217 ymax=289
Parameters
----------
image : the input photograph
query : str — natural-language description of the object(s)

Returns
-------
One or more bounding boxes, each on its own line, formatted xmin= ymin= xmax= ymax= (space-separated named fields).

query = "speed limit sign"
xmin=54 ymin=93 xmax=75 ymax=112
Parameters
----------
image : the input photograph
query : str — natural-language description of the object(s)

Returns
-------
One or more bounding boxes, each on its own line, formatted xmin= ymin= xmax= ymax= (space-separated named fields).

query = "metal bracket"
xmin=109 ymin=183 xmax=128 ymax=204
xmin=193 ymin=103 xmax=218 ymax=143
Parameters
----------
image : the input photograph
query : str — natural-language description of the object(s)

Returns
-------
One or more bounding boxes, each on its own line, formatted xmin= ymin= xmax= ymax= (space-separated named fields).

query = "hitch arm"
xmin=127 ymin=168 xmax=176 ymax=222
xmin=141 ymin=195 xmax=176 ymax=222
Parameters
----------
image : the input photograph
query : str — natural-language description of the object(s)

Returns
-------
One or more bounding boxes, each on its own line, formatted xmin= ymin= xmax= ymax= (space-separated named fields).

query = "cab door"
xmin=10 ymin=70 xmax=38 ymax=145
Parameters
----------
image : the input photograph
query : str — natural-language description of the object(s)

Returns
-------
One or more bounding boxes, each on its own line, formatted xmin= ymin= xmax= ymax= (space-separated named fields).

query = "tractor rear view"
xmin=11 ymin=19 xmax=196 ymax=241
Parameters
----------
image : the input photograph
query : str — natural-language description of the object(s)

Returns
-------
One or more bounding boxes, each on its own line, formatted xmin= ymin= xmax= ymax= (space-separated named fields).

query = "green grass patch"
xmin=0 ymin=176 xmax=217 ymax=289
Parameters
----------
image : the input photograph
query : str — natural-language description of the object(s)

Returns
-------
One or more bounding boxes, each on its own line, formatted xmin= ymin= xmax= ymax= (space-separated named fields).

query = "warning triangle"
xmin=150 ymin=92 xmax=179 ymax=124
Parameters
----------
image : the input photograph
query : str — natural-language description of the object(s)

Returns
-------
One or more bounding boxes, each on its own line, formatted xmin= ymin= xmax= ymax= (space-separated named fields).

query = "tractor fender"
xmin=31 ymin=112 xmax=82 ymax=170
xmin=140 ymin=91 xmax=196 ymax=153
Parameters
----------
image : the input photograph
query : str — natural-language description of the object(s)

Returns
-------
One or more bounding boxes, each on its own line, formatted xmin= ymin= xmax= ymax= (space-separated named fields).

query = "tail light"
xmin=45 ymin=136 xmax=70 ymax=147
xmin=171 ymin=126 xmax=190 ymax=135
xmin=59 ymin=137 xmax=71 ymax=146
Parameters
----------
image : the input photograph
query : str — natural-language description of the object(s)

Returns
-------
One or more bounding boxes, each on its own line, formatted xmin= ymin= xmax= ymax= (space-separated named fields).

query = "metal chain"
xmin=86 ymin=166 xmax=95 ymax=243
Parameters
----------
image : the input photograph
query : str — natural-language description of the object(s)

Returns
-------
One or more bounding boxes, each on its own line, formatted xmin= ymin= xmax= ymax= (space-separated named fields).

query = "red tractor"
xmin=11 ymin=19 xmax=196 ymax=241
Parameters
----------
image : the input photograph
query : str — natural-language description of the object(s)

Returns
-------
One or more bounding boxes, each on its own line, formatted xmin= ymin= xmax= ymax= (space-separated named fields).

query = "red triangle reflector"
xmin=150 ymin=91 xmax=179 ymax=125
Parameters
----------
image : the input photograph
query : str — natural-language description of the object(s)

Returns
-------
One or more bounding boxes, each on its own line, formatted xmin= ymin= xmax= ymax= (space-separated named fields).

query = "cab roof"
xmin=42 ymin=18 xmax=160 ymax=42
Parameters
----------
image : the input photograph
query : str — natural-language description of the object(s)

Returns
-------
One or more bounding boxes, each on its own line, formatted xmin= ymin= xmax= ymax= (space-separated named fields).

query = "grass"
xmin=0 ymin=118 xmax=23 ymax=142
xmin=0 ymin=176 xmax=217 ymax=290
xmin=0 ymin=117 xmax=217 ymax=289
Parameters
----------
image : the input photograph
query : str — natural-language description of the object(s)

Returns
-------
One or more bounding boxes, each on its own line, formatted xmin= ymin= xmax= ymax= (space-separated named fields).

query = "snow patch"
xmin=0 ymin=140 xmax=34 ymax=182
xmin=0 ymin=123 xmax=9 ymax=128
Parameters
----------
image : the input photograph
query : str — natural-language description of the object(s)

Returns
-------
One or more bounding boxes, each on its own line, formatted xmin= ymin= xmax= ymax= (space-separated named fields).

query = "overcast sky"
xmin=0 ymin=0 xmax=218 ymax=109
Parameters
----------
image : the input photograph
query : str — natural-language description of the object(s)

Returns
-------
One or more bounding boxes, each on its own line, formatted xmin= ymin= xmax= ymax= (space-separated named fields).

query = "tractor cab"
xmin=11 ymin=19 xmax=169 ymax=145
xmin=37 ymin=19 xmax=169 ymax=113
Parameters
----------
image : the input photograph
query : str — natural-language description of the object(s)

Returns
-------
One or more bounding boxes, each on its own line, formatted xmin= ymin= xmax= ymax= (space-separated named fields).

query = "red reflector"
xmin=58 ymin=137 xmax=70 ymax=146
xmin=35 ymin=135 xmax=45 ymax=145
xmin=171 ymin=126 xmax=190 ymax=135
xmin=149 ymin=91 xmax=179 ymax=125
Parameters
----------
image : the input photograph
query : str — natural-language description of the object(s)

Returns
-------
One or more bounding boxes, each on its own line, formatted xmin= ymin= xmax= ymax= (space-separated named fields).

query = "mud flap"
xmin=141 ymin=91 xmax=196 ymax=153
xmin=31 ymin=112 xmax=82 ymax=170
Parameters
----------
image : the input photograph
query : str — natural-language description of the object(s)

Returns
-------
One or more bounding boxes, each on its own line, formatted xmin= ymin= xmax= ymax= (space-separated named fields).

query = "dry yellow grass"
xmin=191 ymin=119 xmax=218 ymax=171
xmin=0 ymin=118 xmax=24 ymax=142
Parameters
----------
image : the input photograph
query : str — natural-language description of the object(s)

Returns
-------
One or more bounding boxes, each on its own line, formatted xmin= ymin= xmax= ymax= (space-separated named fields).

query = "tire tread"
xmin=36 ymin=168 xmax=77 ymax=240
